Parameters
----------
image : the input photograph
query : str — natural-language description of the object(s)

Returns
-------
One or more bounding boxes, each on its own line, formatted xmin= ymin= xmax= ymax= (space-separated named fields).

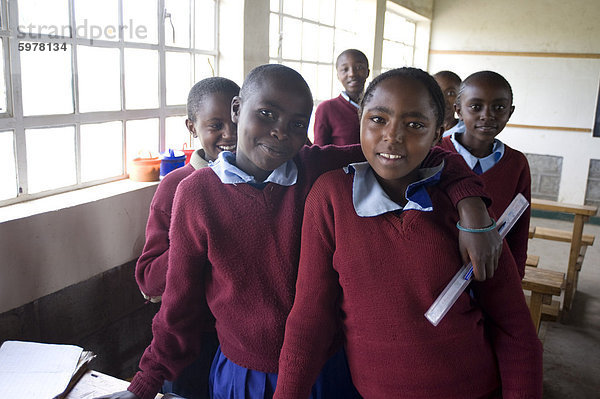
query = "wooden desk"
xmin=531 ymin=198 xmax=597 ymax=310
xmin=522 ymin=265 xmax=565 ymax=333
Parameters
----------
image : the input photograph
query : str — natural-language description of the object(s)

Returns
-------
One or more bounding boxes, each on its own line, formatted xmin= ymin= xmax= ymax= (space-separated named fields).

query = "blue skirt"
xmin=209 ymin=346 xmax=361 ymax=399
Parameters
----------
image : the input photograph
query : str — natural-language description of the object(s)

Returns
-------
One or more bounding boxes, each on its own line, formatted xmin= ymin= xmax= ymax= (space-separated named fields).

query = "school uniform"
xmin=275 ymin=160 xmax=543 ymax=399
xmin=135 ymin=148 xmax=217 ymax=399
xmin=313 ymin=92 xmax=361 ymax=146
xmin=439 ymin=134 xmax=531 ymax=278
xmin=127 ymin=145 xmax=490 ymax=399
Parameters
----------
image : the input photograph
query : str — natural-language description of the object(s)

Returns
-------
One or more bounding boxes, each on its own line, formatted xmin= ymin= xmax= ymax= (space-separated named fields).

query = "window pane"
xmin=301 ymin=63 xmax=317 ymax=99
xmin=269 ymin=13 xmax=280 ymax=59
xmin=303 ymin=0 xmax=319 ymax=21
xmin=26 ymin=126 xmax=76 ymax=193
xmin=302 ymin=22 xmax=318 ymax=62
xmin=122 ymin=0 xmax=157 ymax=43
xmin=195 ymin=0 xmax=215 ymax=50
xmin=21 ymin=43 xmax=74 ymax=115
xmin=317 ymin=64 xmax=333 ymax=101
xmin=0 ymin=131 xmax=17 ymax=200
xmin=74 ymin=0 xmax=119 ymax=41
xmin=282 ymin=0 xmax=302 ymax=17
xmin=0 ymin=40 xmax=7 ymax=114
xmin=318 ymin=0 xmax=335 ymax=25
xmin=270 ymin=0 xmax=280 ymax=12
xmin=281 ymin=17 xmax=301 ymax=60
xmin=194 ymin=54 xmax=215 ymax=81
xmin=81 ymin=121 xmax=123 ymax=182
xmin=317 ymin=26 xmax=334 ymax=62
xmin=18 ymin=0 xmax=70 ymax=38
xmin=166 ymin=52 xmax=191 ymax=105
xmin=126 ymin=119 xmax=159 ymax=164
xmin=124 ymin=48 xmax=158 ymax=109
xmin=165 ymin=0 xmax=190 ymax=48
xmin=166 ymin=116 xmax=192 ymax=151
xmin=77 ymin=46 xmax=121 ymax=112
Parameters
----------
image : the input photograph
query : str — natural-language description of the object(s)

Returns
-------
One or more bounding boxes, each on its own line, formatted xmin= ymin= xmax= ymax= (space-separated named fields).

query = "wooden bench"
xmin=522 ymin=265 xmax=565 ymax=333
xmin=526 ymin=254 xmax=539 ymax=267
xmin=530 ymin=198 xmax=597 ymax=311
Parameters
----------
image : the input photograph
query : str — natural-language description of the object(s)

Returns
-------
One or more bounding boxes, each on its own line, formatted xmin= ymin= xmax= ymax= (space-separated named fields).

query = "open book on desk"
xmin=0 ymin=340 xmax=95 ymax=398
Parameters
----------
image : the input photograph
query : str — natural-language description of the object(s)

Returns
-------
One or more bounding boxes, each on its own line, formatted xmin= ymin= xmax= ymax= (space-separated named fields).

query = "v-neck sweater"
xmin=128 ymin=145 xmax=490 ymax=399
xmin=313 ymin=94 xmax=361 ymax=146
xmin=440 ymin=137 xmax=531 ymax=278
xmin=275 ymin=169 xmax=542 ymax=399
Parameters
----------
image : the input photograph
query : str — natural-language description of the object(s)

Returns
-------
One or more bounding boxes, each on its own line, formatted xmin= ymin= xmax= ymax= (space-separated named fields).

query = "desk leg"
xmin=528 ymin=292 xmax=543 ymax=333
xmin=564 ymin=215 xmax=584 ymax=311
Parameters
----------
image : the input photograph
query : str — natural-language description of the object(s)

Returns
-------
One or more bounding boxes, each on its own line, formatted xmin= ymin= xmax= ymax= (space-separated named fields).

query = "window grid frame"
xmin=381 ymin=4 xmax=417 ymax=72
xmin=0 ymin=0 xmax=219 ymax=207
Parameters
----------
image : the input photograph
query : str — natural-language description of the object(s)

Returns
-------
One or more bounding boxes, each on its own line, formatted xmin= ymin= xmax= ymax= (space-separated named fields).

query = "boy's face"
xmin=232 ymin=76 xmax=312 ymax=181
xmin=455 ymin=79 xmax=514 ymax=148
xmin=336 ymin=53 xmax=369 ymax=100
xmin=434 ymin=75 xmax=460 ymax=122
xmin=186 ymin=92 xmax=237 ymax=162
xmin=360 ymin=76 xmax=442 ymax=195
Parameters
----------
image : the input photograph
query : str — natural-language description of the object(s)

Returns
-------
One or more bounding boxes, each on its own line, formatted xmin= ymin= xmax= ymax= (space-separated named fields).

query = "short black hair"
xmin=187 ymin=77 xmax=240 ymax=122
xmin=456 ymin=70 xmax=513 ymax=107
xmin=359 ymin=67 xmax=445 ymax=129
xmin=240 ymin=64 xmax=313 ymax=107
xmin=336 ymin=49 xmax=369 ymax=68
xmin=433 ymin=70 xmax=462 ymax=85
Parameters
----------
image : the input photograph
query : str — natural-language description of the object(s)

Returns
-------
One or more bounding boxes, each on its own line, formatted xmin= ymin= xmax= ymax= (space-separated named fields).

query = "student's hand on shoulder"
xmin=459 ymin=228 xmax=502 ymax=281
xmin=93 ymin=390 xmax=140 ymax=399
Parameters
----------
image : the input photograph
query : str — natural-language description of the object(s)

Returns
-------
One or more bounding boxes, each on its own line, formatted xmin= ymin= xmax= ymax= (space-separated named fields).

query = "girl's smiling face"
xmin=360 ymin=75 xmax=442 ymax=202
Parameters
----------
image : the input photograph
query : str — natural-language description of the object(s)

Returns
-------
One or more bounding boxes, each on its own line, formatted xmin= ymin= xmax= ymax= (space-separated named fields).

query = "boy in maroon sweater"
xmin=275 ymin=68 xmax=542 ymax=399
xmin=135 ymin=77 xmax=239 ymax=399
xmin=99 ymin=65 xmax=502 ymax=399
xmin=439 ymin=70 xmax=531 ymax=278
xmin=313 ymin=49 xmax=369 ymax=146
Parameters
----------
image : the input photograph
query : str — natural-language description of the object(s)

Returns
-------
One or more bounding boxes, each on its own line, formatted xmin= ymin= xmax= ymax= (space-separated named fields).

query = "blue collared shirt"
xmin=340 ymin=91 xmax=360 ymax=109
xmin=450 ymin=132 xmax=505 ymax=174
xmin=209 ymin=151 xmax=298 ymax=186
xmin=344 ymin=161 xmax=444 ymax=217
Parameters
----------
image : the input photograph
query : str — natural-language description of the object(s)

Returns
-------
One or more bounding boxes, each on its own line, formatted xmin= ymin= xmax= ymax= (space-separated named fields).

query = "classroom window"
xmin=0 ymin=0 xmax=218 ymax=207
xmin=269 ymin=0 xmax=376 ymax=104
xmin=381 ymin=1 xmax=417 ymax=72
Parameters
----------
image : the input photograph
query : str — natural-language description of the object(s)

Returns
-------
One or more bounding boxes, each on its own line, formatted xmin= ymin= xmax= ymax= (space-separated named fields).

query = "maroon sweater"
xmin=128 ymin=145 xmax=489 ymax=399
xmin=275 ymin=169 xmax=543 ymax=399
xmin=313 ymin=95 xmax=360 ymax=146
xmin=440 ymin=137 xmax=531 ymax=278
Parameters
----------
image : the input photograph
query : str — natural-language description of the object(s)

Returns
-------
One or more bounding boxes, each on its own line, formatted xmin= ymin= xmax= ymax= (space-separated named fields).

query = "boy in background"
xmin=313 ymin=49 xmax=370 ymax=146
xmin=434 ymin=70 xmax=465 ymax=138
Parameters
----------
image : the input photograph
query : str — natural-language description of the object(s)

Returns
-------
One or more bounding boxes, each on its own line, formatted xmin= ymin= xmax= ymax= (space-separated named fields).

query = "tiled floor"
xmin=527 ymin=217 xmax=600 ymax=398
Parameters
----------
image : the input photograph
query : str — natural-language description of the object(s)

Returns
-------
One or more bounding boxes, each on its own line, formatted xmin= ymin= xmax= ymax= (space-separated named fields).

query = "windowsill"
xmin=0 ymin=179 xmax=159 ymax=224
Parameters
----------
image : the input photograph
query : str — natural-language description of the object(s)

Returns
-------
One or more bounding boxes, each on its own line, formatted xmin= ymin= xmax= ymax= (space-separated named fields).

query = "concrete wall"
xmin=0 ymin=184 xmax=156 ymax=314
xmin=429 ymin=0 xmax=600 ymax=205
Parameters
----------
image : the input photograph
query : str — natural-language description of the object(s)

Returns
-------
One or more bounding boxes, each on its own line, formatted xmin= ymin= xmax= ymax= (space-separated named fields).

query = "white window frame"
xmin=0 ymin=0 xmax=219 ymax=207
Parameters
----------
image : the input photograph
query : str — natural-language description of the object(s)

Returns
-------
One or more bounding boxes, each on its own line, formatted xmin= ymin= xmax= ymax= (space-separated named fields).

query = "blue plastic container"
xmin=160 ymin=149 xmax=186 ymax=179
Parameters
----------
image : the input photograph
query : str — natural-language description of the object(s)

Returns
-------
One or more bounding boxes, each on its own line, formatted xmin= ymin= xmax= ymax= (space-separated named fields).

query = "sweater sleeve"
xmin=423 ymin=146 xmax=491 ymax=207
xmin=135 ymin=201 xmax=171 ymax=301
xmin=471 ymin=244 xmax=543 ymax=398
xmin=128 ymin=178 xmax=211 ymax=399
xmin=313 ymin=102 xmax=333 ymax=146
xmin=505 ymin=153 xmax=532 ymax=279
xmin=275 ymin=180 xmax=343 ymax=399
